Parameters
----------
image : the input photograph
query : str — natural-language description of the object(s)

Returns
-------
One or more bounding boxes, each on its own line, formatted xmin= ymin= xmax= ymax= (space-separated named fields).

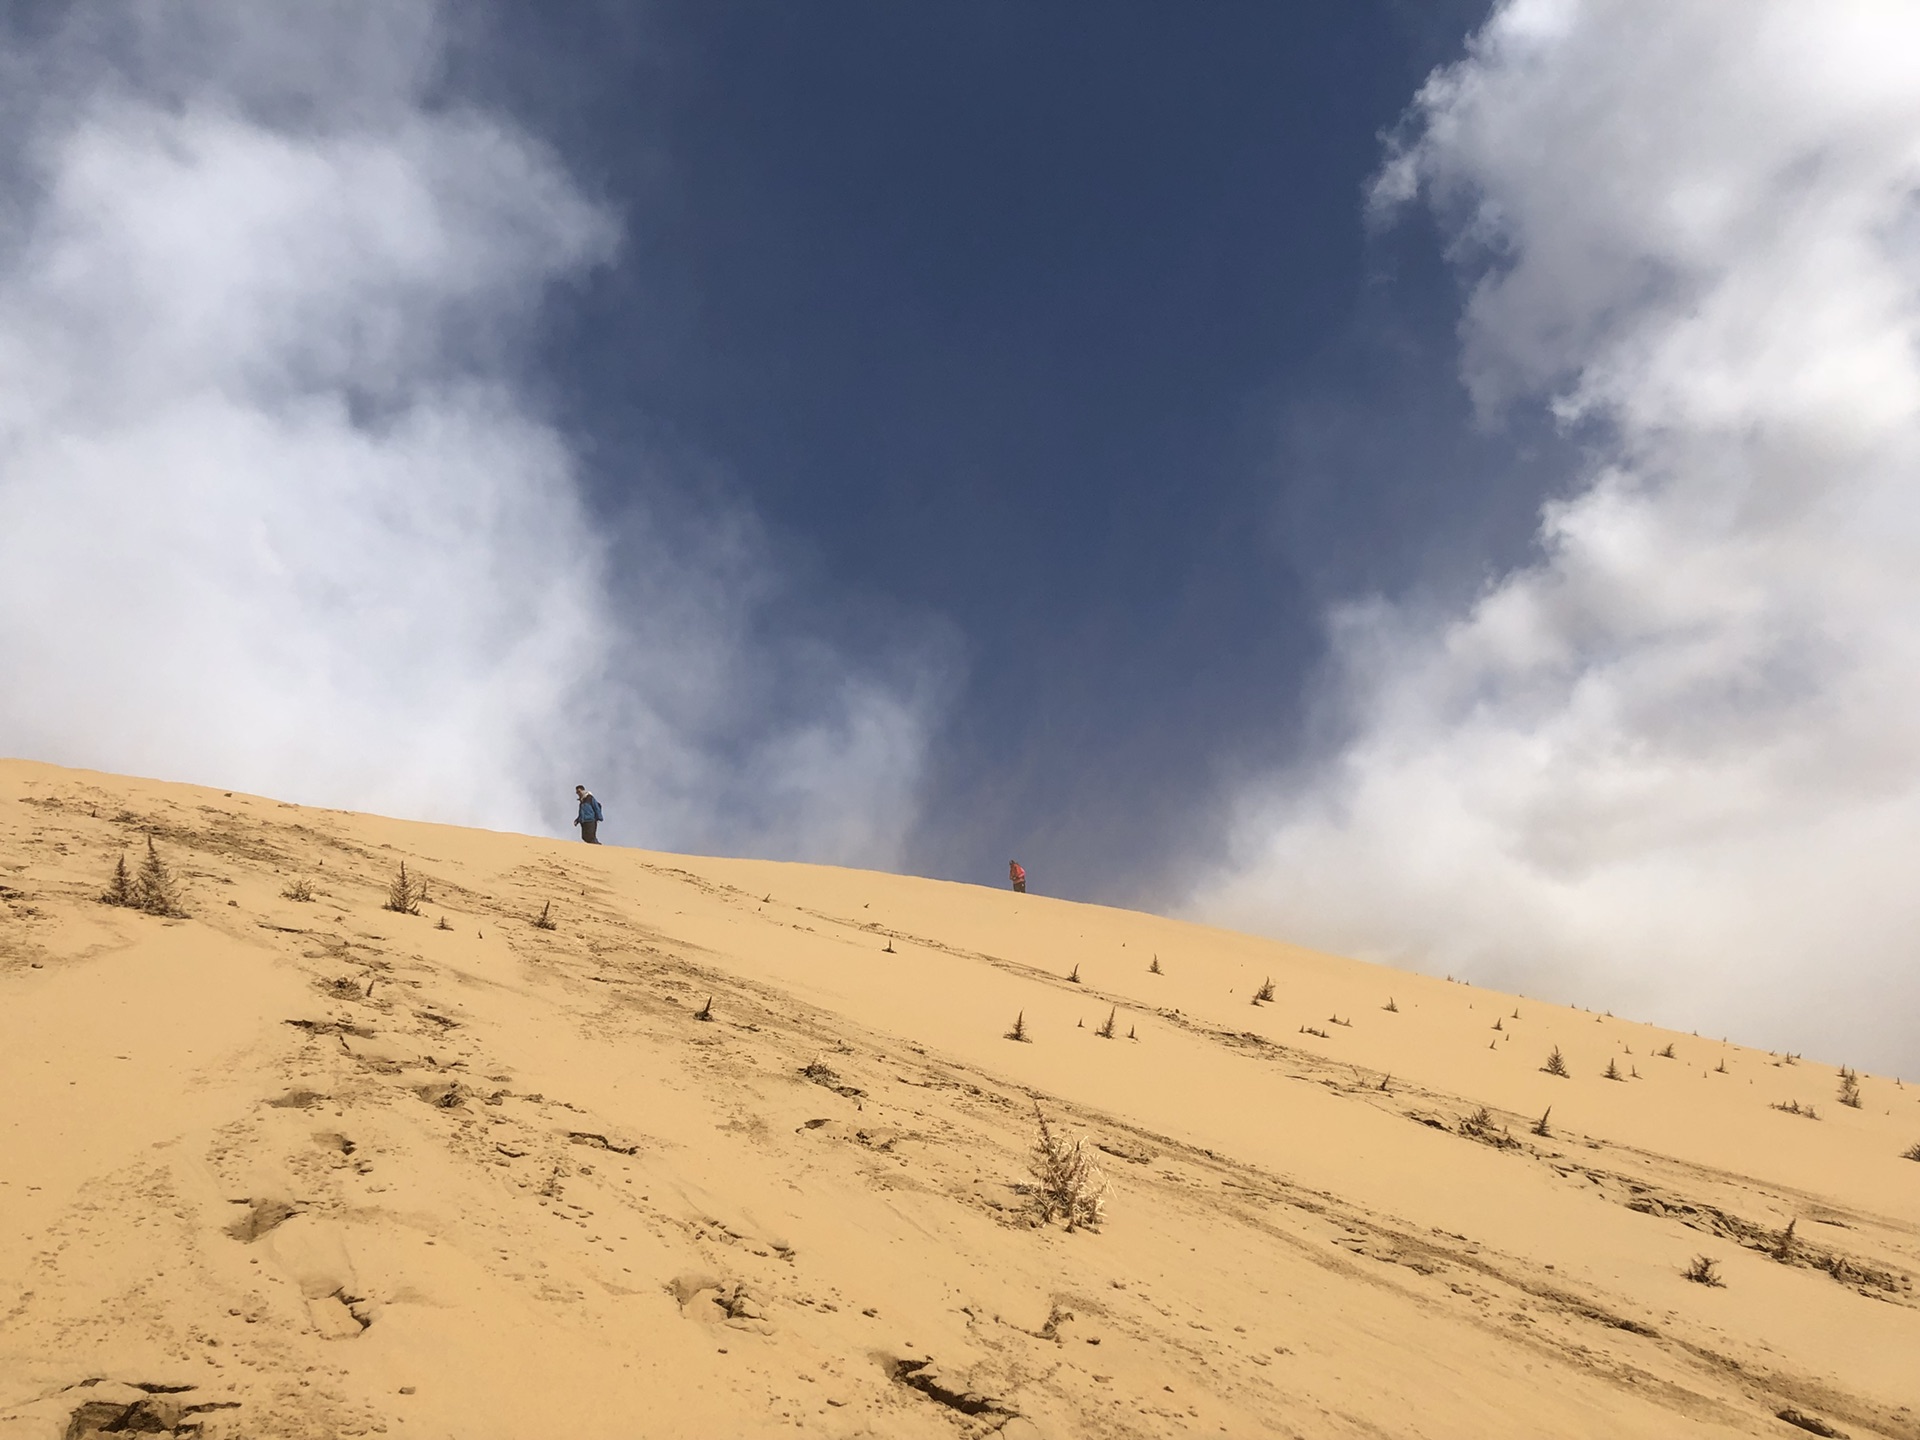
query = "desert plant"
xmin=1772 ymin=1099 xmax=1820 ymax=1119
xmin=1096 ymin=1006 xmax=1117 ymax=1039
xmin=100 ymin=851 xmax=135 ymax=907
xmin=1006 ymin=1011 xmax=1030 ymax=1043
xmin=1901 ymin=1141 xmax=1920 ymax=1162
xmin=1714 ymin=1058 xmax=1728 ymax=1074
xmin=1028 ymin=1107 xmax=1108 ymax=1231
xmin=1299 ymin=1024 xmax=1328 ymax=1038
xmin=1127 ymin=1024 xmax=1137 ymax=1040
xmin=1603 ymin=1058 xmax=1623 ymax=1081
xmin=133 ymin=836 xmax=185 ymax=917
xmin=1531 ymin=1107 xmax=1552 ymax=1137
xmin=1383 ymin=997 xmax=1398 ymax=1013
xmin=1492 ymin=1017 xmax=1504 ymax=1031
xmin=1252 ymin=977 xmax=1275 ymax=1004
xmin=1773 ymin=1219 xmax=1797 ymax=1262
xmin=694 ymin=995 xmax=713 ymax=1022
xmin=434 ymin=915 xmax=452 ymax=931
xmin=281 ymin=878 xmax=315 ymax=902
xmin=1683 ymin=1254 xmax=1723 ymax=1287
xmin=1656 ymin=1043 xmax=1676 ymax=1059
xmin=1542 ymin=1046 xmax=1569 ymax=1078
xmin=384 ymin=863 xmax=423 ymax=916
xmin=532 ymin=900 xmax=557 ymax=931
xmin=1838 ymin=1067 xmax=1862 ymax=1109
xmin=1148 ymin=956 xmax=1162 ymax=975
xmin=1066 ymin=963 xmax=1080 ymax=984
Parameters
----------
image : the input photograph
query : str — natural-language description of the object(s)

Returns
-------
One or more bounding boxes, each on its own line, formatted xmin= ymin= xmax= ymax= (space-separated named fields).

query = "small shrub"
xmin=1383 ymin=997 xmax=1398 ymax=1013
xmin=1656 ymin=1043 xmax=1676 ymax=1059
xmin=1007 ymin=1011 xmax=1030 ymax=1043
xmin=133 ymin=837 xmax=185 ymax=917
xmin=1252 ymin=977 xmax=1274 ymax=1004
xmin=1148 ymin=956 xmax=1162 ymax=975
xmin=694 ymin=995 xmax=713 ymax=1022
xmin=1531 ymin=1107 xmax=1552 ymax=1137
xmin=1603 ymin=1058 xmax=1623 ymax=1081
xmin=1459 ymin=1107 xmax=1518 ymax=1148
xmin=1714 ymin=1058 xmax=1728 ymax=1074
xmin=1492 ymin=1017 xmax=1503 ymax=1031
xmin=1838 ymin=1067 xmax=1862 ymax=1109
xmin=1299 ymin=1024 xmax=1329 ymax=1038
xmin=100 ymin=852 xmax=135 ymax=907
xmin=1683 ymin=1255 xmax=1723 ymax=1287
xmin=1028 ymin=1107 xmax=1107 ymax=1231
xmin=1773 ymin=1218 xmax=1796 ymax=1262
xmin=281 ymin=878 xmax=315 ymax=902
xmin=1066 ymin=963 xmax=1080 ymax=984
xmin=1542 ymin=1046 xmax=1569 ymax=1078
xmin=532 ymin=900 xmax=557 ymax=931
xmin=1127 ymin=1024 xmax=1137 ymax=1040
xmin=384 ymin=863 xmax=423 ymax=916
xmin=1772 ymin=1099 xmax=1820 ymax=1119
xmin=1899 ymin=1141 xmax=1920 ymax=1162
xmin=1095 ymin=1006 xmax=1117 ymax=1039
xmin=434 ymin=915 xmax=452 ymax=931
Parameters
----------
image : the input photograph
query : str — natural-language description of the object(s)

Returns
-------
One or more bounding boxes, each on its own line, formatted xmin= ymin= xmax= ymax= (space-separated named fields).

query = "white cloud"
xmin=1196 ymin=0 xmax=1920 ymax=1073
xmin=0 ymin=2 xmax=939 ymax=864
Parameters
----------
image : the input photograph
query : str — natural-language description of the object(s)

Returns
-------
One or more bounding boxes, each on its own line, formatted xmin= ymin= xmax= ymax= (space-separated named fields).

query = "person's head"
xmin=575 ymin=785 xmax=586 ymax=797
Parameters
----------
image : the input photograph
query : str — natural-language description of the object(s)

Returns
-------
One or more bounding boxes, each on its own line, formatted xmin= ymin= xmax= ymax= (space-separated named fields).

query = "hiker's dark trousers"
xmin=580 ymin=821 xmax=599 ymax=844
xmin=1012 ymin=878 xmax=1025 ymax=893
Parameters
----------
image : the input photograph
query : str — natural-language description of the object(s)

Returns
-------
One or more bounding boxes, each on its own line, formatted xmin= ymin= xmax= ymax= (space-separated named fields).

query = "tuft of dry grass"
xmin=1838 ymin=1067 xmax=1863 ymax=1109
xmin=1027 ymin=1106 xmax=1108 ymax=1232
xmin=1252 ymin=977 xmax=1274 ymax=1004
xmin=1459 ymin=1107 xmax=1519 ymax=1149
xmin=1006 ymin=1011 xmax=1030 ymax=1043
xmin=1683 ymin=1254 xmax=1724 ymax=1287
xmin=1148 ymin=956 xmax=1162 ymax=975
xmin=1603 ymin=1057 xmax=1624 ymax=1081
xmin=1383 ymin=996 xmax=1398 ymax=1013
xmin=1899 ymin=1141 xmax=1920 ymax=1163
xmin=1656 ymin=1042 xmax=1676 ymax=1058
xmin=434 ymin=915 xmax=452 ymax=931
xmin=1772 ymin=1099 xmax=1820 ymax=1119
xmin=1095 ymin=1006 xmax=1118 ymax=1039
xmin=532 ymin=900 xmax=557 ymax=931
xmin=281 ymin=878 xmax=315 ymax=902
xmin=1066 ymin=963 xmax=1080 ymax=984
xmin=1531 ymin=1107 xmax=1552 ymax=1137
xmin=1773 ymin=1219 xmax=1797 ymax=1262
xmin=694 ymin=995 xmax=713 ymax=1022
xmin=1542 ymin=1046 xmax=1569 ymax=1078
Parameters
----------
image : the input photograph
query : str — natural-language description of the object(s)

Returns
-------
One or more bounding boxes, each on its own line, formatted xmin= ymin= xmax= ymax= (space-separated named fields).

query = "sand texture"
xmin=2 ymin=760 xmax=1916 ymax=1439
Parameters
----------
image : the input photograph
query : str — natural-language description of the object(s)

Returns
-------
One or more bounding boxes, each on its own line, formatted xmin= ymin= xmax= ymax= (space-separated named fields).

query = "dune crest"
xmin=1 ymin=760 xmax=1914 ymax=1439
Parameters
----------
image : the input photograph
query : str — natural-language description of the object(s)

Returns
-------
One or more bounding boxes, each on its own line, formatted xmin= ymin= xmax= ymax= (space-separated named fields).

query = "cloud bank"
xmin=1197 ymin=0 xmax=1920 ymax=1074
xmin=0 ymin=3 xmax=939 ymax=863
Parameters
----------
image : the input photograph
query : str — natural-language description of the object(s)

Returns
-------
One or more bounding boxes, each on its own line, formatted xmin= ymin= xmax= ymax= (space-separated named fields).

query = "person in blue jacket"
xmin=573 ymin=784 xmax=604 ymax=844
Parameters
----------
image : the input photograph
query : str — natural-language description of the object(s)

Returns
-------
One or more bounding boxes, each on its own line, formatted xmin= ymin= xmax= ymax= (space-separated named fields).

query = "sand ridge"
xmin=1 ymin=760 xmax=1916 ymax=1439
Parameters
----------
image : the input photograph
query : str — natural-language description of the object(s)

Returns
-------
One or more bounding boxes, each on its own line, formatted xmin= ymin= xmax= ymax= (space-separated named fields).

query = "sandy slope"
xmin=1 ymin=760 xmax=1916 ymax=1440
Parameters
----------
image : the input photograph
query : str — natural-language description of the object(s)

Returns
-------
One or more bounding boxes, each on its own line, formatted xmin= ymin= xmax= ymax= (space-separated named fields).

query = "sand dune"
xmin=2 ymin=759 xmax=1915 ymax=1439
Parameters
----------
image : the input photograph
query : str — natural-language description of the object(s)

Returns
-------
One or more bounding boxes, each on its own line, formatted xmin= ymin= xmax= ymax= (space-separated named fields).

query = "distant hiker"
xmin=574 ymin=785 xmax=603 ymax=844
xmin=1009 ymin=859 xmax=1026 ymax=894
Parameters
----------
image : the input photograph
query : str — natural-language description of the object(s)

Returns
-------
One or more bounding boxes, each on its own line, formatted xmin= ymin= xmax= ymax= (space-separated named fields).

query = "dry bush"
xmin=1683 ymin=1255 xmax=1724 ymax=1287
xmin=1383 ymin=996 xmax=1398 ymax=1012
xmin=1603 ymin=1058 xmax=1624 ymax=1081
xmin=281 ymin=878 xmax=314 ymax=902
xmin=1252 ymin=977 xmax=1275 ymax=1004
xmin=1095 ymin=1006 xmax=1117 ymax=1039
xmin=99 ymin=851 xmax=135 ymax=907
xmin=1066 ymin=963 xmax=1080 ymax=984
xmin=1542 ymin=1046 xmax=1570 ymax=1078
xmin=384 ymin=863 xmax=423 ymax=915
xmin=1028 ymin=1107 xmax=1108 ymax=1231
xmin=1837 ymin=1067 xmax=1863 ymax=1109
xmin=1006 ymin=1011 xmax=1030 ymax=1043
xmin=1772 ymin=1099 xmax=1820 ymax=1119
xmin=1459 ymin=1107 xmax=1518 ymax=1148
xmin=533 ymin=900 xmax=557 ymax=930
xmin=1148 ymin=956 xmax=1162 ymax=975
xmin=1656 ymin=1043 xmax=1676 ymax=1058
xmin=1531 ymin=1107 xmax=1552 ymax=1137
xmin=132 ymin=837 xmax=185 ymax=917
xmin=1900 ymin=1141 xmax=1920 ymax=1163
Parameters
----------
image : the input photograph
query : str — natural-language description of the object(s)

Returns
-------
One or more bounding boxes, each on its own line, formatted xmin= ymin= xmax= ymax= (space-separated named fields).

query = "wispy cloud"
xmin=0 ymin=1 xmax=941 ymax=863
xmin=1195 ymin=0 xmax=1920 ymax=1074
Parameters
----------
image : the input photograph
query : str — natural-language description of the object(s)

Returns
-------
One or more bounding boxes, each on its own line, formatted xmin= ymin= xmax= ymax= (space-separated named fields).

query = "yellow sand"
xmin=1 ymin=759 xmax=1915 ymax=1440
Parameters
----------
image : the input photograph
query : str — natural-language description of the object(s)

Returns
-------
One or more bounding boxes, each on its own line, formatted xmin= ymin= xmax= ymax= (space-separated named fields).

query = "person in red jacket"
xmin=1008 ymin=860 xmax=1026 ymax=894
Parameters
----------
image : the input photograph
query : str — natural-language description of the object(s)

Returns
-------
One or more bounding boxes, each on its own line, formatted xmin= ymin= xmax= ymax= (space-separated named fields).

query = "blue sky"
xmin=458 ymin=0 xmax=1542 ymax=895
xmin=5 ymin=2 xmax=1918 ymax=1074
